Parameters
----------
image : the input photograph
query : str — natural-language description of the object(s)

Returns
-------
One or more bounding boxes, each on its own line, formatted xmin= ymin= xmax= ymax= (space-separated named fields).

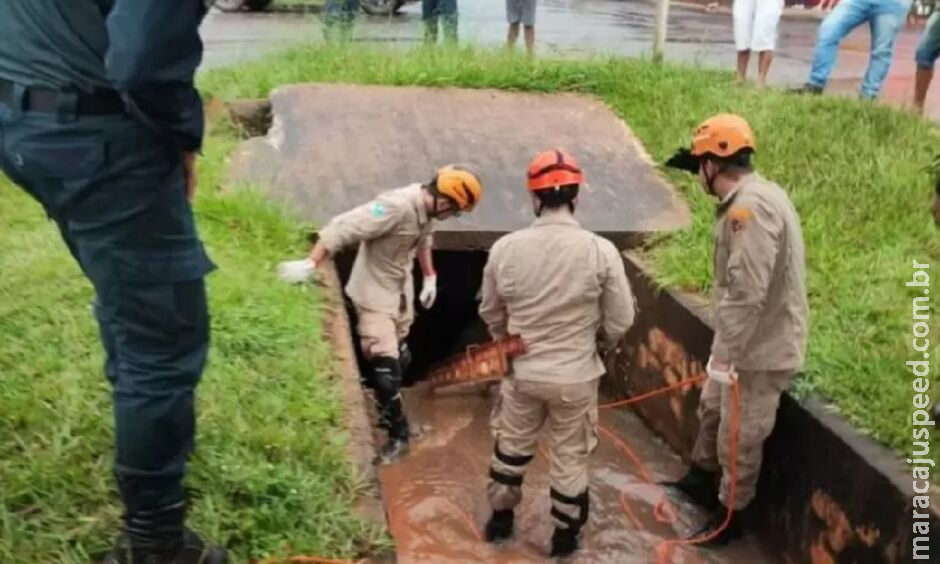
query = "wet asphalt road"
xmin=199 ymin=0 xmax=935 ymax=119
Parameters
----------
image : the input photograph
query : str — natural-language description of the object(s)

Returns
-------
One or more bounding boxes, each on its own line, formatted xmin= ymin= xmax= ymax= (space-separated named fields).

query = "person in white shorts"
xmin=733 ymin=0 xmax=784 ymax=87
xmin=506 ymin=0 xmax=538 ymax=56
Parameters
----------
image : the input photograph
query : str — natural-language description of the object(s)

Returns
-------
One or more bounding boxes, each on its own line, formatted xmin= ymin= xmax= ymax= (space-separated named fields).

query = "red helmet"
xmin=527 ymin=149 xmax=584 ymax=192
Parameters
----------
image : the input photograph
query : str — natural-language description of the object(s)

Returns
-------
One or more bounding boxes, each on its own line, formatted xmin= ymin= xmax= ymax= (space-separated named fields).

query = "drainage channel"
xmin=333 ymin=250 xmax=783 ymax=564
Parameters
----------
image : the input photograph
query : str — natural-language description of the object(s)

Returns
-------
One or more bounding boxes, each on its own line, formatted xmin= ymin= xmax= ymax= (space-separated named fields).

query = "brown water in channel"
xmin=375 ymin=384 xmax=781 ymax=564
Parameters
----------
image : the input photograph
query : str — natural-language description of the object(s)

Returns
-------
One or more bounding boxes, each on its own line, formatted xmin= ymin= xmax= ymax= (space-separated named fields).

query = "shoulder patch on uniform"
xmin=371 ymin=201 xmax=387 ymax=218
xmin=728 ymin=206 xmax=752 ymax=235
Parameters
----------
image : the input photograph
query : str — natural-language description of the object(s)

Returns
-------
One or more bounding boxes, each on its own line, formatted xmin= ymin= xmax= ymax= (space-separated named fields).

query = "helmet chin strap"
xmin=703 ymin=161 xmax=719 ymax=197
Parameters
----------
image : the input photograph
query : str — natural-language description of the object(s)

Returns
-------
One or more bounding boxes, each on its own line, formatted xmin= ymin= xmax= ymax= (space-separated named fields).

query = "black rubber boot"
xmin=100 ymin=502 xmax=228 ymax=564
xmin=789 ymin=84 xmax=823 ymax=95
xmin=690 ymin=506 xmax=744 ymax=547
xmin=377 ymin=435 xmax=410 ymax=465
xmin=660 ymin=464 xmax=720 ymax=511
xmin=484 ymin=509 xmax=514 ymax=544
xmin=371 ymin=356 xmax=410 ymax=465
xmin=398 ymin=341 xmax=412 ymax=375
xmin=549 ymin=526 xmax=581 ymax=558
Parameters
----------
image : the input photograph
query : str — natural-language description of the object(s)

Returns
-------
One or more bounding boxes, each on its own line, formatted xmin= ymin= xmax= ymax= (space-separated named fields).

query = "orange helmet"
xmin=690 ymin=113 xmax=756 ymax=158
xmin=527 ymin=149 xmax=584 ymax=192
xmin=434 ymin=165 xmax=483 ymax=212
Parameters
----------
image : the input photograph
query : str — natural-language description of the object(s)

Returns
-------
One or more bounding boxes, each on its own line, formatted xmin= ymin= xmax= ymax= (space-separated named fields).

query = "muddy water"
xmin=375 ymin=383 xmax=780 ymax=563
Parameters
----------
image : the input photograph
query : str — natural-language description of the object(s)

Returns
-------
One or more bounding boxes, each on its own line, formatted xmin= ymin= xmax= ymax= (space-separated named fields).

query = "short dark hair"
xmin=534 ymin=184 xmax=579 ymax=210
xmin=706 ymin=149 xmax=753 ymax=175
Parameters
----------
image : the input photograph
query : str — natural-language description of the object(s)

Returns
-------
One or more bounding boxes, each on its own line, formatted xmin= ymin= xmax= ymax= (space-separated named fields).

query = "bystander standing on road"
xmin=793 ymin=0 xmax=912 ymax=100
xmin=914 ymin=7 xmax=940 ymax=114
xmin=733 ymin=0 xmax=785 ymax=88
xmin=506 ymin=0 xmax=538 ymax=57
xmin=423 ymin=0 xmax=459 ymax=43
xmin=324 ymin=0 xmax=359 ymax=41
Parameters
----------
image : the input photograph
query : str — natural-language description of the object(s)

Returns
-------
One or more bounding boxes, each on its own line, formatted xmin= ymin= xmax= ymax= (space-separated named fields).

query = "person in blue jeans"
xmin=423 ymin=0 xmax=459 ymax=43
xmin=914 ymin=10 xmax=940 ymax=113
xmin=794 ymin=0 xmax=911 ymax=99
xmin=324 ymin=0 xmax=360 ymax=41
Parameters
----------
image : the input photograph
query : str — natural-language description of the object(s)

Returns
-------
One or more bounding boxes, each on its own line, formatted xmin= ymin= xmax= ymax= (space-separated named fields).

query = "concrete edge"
xmin=319 ymin=264 xmax=389 ymax=532
xmin=621 ymin=248 xmax=940 ymax=517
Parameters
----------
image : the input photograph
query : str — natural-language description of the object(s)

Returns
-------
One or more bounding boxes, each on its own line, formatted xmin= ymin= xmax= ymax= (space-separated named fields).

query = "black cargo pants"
xmin=0 ymin=85 xmax=214 ymax=514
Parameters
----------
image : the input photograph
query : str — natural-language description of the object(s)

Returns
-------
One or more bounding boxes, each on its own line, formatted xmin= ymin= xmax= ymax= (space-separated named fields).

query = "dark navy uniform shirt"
xmin=0 ymin=0 xmax=209 ymax=151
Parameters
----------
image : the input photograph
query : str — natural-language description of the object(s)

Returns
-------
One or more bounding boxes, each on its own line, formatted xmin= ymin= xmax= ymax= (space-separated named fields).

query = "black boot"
xmin=690 ymin=505 xmax=744 ymax=547
xmin=377 ymin=427 xmax=410 ymax=465
xmin=549 ymin=526 xmax=581 ymax=558
xmin=398 ymin=341 xmax=412 ymax=375
xmin=660 ymin=464 xmax=720 ymax=511
xmin=100 ymin=502 xmax=227 ymax=564
xmin=789 ymin=83 xmax=823 ymax=95
xmin=371 ymin=356 xmax=410 ymax=465
xmin=484 ymin=509 xmax=514 ymax=544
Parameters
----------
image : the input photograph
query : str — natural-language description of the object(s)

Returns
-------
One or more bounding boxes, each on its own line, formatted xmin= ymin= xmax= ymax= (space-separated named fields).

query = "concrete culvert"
xmin=233 ymin=84 xmax=939 ymax=563
xmin=331 ymin=248 xmax=781 ymax=563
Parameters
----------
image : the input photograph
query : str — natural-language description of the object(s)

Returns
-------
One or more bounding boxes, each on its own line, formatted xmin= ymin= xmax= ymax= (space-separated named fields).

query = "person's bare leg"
xmin=507 ymin=23 xmax=520 ymax=50
xmin=736 ymin=50 xmax=751 ymax=84
xmin=757 ymin=50 xmax=774 ymax=89
xmin=915 ymin=66 xmax=934 ymax=115
xmin=524 ymin=25 xmax=535 ymax=57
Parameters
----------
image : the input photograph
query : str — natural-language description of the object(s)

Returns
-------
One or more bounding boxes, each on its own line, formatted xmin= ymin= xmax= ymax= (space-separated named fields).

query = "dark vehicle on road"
xmin=214 ymin=0 xmax=410 ymax=16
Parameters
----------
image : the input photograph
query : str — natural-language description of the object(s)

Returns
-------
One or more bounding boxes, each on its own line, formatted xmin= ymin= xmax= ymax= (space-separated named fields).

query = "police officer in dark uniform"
xmin=0 ymin=1 xmax=226 ymax=562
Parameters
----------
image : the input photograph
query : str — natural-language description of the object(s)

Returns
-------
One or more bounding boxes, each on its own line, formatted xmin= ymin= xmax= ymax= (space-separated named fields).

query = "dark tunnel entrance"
xmin=333 ymin=249 xmax=491 ymax=386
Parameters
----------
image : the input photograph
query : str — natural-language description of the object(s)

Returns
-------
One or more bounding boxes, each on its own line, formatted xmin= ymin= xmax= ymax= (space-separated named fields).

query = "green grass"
xmin=199 ymin=44 xmax=940 ymax=463
xmin=0 ymin=118 xmax=388 ymax=561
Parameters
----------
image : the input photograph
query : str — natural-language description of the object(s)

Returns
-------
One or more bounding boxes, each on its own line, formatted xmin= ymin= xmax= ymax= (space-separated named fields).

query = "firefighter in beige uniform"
xmin=278 ymin=166 xmax=484 ymax=463
xmin=479 ymin=150 xmax=636 ymax=558
xmin=663 ymin=114 xmax=808 ymax=545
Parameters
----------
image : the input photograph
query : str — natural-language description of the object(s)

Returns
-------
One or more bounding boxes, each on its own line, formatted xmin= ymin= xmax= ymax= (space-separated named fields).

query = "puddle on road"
xmin=375 ymin=383 xmax=780 ymax=563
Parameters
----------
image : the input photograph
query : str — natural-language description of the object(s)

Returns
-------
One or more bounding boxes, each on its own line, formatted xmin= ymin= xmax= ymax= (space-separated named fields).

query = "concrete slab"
xmin=228 ymin=84 xmax=690 ymax=249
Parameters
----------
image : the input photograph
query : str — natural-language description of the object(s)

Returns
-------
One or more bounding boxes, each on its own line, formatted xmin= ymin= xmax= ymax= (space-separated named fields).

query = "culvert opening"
xmin=332 ymin=249 xmax=490 ymax=387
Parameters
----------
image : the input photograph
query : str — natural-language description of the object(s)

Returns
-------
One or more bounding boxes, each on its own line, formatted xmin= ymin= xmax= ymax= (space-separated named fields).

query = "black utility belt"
xmin=0 ymin=79 xmax=124 ymax=116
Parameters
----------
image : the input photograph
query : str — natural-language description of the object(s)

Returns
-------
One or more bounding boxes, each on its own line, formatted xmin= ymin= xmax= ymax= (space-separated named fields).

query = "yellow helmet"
xmin=433 ymin=165 xmax=483 ymax=212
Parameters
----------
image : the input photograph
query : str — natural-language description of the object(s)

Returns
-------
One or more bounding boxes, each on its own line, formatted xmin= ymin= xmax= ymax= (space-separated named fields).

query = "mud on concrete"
xmin=604 ymin=251 xmax=940 ymax=564
xmin=326 ymin=248 xmax=779 ymax=563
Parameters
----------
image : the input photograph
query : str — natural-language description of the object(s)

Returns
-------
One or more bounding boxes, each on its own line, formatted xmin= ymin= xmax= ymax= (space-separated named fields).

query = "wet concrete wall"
xmin=332 ymin=248 xmax=489 ymax=386
xmin=603 ymin=251 xmax=940 ymax=563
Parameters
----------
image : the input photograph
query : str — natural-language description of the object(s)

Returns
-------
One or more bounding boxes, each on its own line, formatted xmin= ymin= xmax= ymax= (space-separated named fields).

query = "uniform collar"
xmin=714 ymin=173 xmax=757 ymax=217
xmin=532 ymin=210 xmax=580 ymax=228
xmin=408 ymin=184 xmax=430 ymax=226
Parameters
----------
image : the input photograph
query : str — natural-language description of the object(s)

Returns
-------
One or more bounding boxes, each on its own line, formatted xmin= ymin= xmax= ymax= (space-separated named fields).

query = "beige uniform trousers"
xmin=487 ymin=376 xmax=599 ymax=530
xmin=691 ymin=369 xmax=795 ymax=510
xmin=355 ymin=300 xmax=414 ymax=359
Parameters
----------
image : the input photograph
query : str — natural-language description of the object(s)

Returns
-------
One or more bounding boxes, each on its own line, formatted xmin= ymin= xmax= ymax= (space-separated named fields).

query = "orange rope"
xmin=619 ymin=491 xmax=643 ymax=529
xmin=657 ymin=379 xmax=741 ymax=563
xmin=598 ymin=377 xmax=740 ymax=564
xmin=598 ymin=376 xmax=706 ymax=410
xmin=440 ymin=497 xmax=484 ymax=542
xmin=260 ymin=376 xmax=738 ymax=564
xmin=256 ymin=557 xmax=360 ymax=564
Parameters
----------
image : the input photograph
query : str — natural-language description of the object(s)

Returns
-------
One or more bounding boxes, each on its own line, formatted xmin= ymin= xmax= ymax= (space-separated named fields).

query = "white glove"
xmin=706 ymin=356 xmax=738 ymax=385
xmin=419 ymin=275 xmax=438 ymax=309
xmin=277 ymin=258 xmax=317 ymax=284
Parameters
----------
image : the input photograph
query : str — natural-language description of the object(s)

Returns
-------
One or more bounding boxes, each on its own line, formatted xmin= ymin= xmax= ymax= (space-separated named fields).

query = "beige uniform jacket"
xmin=318 ymin=184 xmax=434 ymax=315
xmin=711 ymin=173 xmax=809 ymax=372
xmin=479 ymin=212 xmax=636 ymax=384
